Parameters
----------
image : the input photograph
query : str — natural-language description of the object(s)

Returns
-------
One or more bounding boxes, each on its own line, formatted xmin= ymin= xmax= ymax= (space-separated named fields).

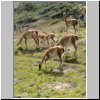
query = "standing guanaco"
xmin=63 ymin=12 xmax=79 ymax=33
xmin=37 ymin=33 xmax=55 ymax=47
xmin=57 ymin=34 xmax=78 ymax=58
xmin=76 ymin=4 xmax=86 ymax=21
xmin=17 ymin=29 xmax=39 ymax=50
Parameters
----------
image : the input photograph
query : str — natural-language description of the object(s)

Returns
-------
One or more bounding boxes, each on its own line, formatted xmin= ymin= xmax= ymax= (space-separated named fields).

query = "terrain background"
xmin=14 ymin=1 xmax=86 ymax=98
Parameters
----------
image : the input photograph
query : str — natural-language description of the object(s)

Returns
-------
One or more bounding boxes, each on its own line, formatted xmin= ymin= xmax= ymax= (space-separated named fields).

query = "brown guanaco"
xmin=17 ymin=29 xmax=39 ymax=50
xmin=39 ymin=46 xmax=65 ymax=72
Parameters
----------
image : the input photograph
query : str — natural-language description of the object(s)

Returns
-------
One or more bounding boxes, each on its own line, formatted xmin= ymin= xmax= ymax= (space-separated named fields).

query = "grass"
xmin=14 ymin=18 xmax=86 ymax=98
xmin=14 ymin=53 xmax=86 ymax=98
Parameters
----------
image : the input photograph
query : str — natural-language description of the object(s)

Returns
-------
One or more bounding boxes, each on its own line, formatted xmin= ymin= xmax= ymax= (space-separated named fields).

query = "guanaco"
xmin=76 ymin=4 xmax=86 ymax=21
xmin=37 ymin=33 xmax=55 ymax=47
xmin=39 ymin=46 xmax=65 ymax=72
xmin=63 ymin=12 xmax=79 ymax=33
xmin=57 ymin=34 xmax=78 ymax=58
xmin=16 ymin=29 xmax=39 ymax=50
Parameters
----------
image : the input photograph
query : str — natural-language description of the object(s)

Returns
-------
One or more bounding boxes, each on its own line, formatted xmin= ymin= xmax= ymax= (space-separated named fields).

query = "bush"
xmin=64 ymin=55 xmax=78 ymax=63
xmin=80 ymin=21 xmax=86 ymax=28
xmin=14 ymin=50 xmax=19 ymax=55
xmin=23 ymin=2 xmax=34 ymax=11
xmin=64 ymin=55 xmax=86 ymax=65
xmin=18 ymin=47 xmax=23 ymax=51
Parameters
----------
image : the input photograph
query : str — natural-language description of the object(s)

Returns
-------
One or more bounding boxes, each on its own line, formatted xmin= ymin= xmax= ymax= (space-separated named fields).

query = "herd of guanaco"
xmin=16 ymin=4 xmax=86 ymax=72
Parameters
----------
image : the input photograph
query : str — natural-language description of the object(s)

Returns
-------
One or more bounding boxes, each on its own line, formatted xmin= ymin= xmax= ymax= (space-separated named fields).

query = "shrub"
xmin=64 ymin=55 xmax=78 ymax=63
xmin=18 ymin=47 xmax=23 ymax=51
xmin=14 ymin=50 xmax=19 ymax=55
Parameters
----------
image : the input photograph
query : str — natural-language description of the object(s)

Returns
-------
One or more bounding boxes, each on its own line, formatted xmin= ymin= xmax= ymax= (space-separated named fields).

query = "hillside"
xmin=14 ymin=1 xmax=86 ymax=32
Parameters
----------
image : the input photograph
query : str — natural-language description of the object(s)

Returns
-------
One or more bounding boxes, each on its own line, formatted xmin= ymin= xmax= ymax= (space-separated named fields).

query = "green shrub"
xmin=23 ymin=2 xmax=34 ymax=11
xmin=36 ymin=93 xmax=41 ymax=97
xmin=64 ymin=55 xmax=78 ymax=63
xmin=14 ymin=50 xmax=19 ymax=55
xmin=18 ymin=47 xmax=23 ymax=51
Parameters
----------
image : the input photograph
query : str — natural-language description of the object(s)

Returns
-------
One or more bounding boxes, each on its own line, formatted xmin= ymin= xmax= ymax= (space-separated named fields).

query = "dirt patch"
xmin=14 ymin=78 xmax=22 ymax=85
xmin=20 ymin=93 xmax=28 ymax=97
xmin=42 ymin=83 xmax=75 ymax=91
xmin=62 ymin=65 xmax=78 ymax=73
xmin=32 ymin=62 xmax=39 ymax=68
xmin=15 ymin=92 xmax=28 ymax=98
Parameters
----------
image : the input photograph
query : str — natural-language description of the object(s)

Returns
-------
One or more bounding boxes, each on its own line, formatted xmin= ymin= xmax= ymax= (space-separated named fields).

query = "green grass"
xmin=14 ymin=52 xmax=86 ymax=98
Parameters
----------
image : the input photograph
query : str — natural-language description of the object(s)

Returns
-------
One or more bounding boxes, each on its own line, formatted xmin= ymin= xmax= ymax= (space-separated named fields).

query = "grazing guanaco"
xmin=37 ymin=33 xmax=46 ymax=40
xmin=37 ymin=33 xmax=55 ymax=47
xmin=39 ymin=46 xmax=65 ymax=72
xmin=17 ymin=29 xmax=39 ymax=50
xmin=63 ymin=12 xmax=79 ymax=33
xmin=37 ymin=33 xmax=47 ymax=46
xmin=57 ymin=34 xmax=78 ymax=58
